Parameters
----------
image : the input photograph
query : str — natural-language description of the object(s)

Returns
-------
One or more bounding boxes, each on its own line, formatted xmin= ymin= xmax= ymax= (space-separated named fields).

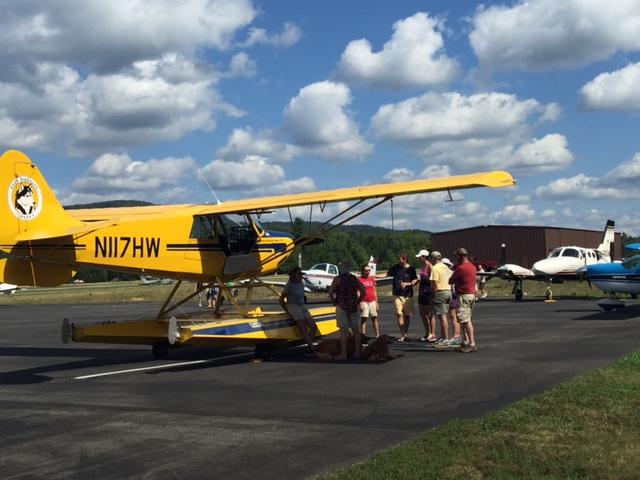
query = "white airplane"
xmin=0 ymin=282 xmax=18 ymax=295
xmin=302 ymin=257 xmax=377 ymax=293
xmin=493 ymin=220 xmax=615 ymax=300
xmin=140 ymin=275 xmax=175 ymax=285
xmin=531 ymin=219 xmax=615 ymax=276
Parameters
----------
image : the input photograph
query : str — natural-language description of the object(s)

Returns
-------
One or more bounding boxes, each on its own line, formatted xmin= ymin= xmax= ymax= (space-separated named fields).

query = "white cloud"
xmin=470 ymin=0 xmax=640 ymax=72
xmin=283 ymin=81 xmax=373 ymax=160
xmin=71 ymin=153 xmax=197 ymax=196
xmin=268 ymin=177 xmax=316 ymax=195
xmin=218 ymin=127 xmax=300 ymax=162
xmin=240 ymin=22 xmax=302 ymax=48
xmin=512 ymin=135 xmax=574 ymax=173
xmin=581 ymin=62 xmax=640 ymax=111
xmin=336 ymin=12 xmax=458 ymax=89
xmin=226 ymin=53 xmax=257 ymax=78
xmin=0 ymin=1 xmax=256 ymax=155
xmin=199 ymin=155 xmax=316 ymax=196
xmin=535 ymin=152 xmax=640 ymax=201
xmin=419 ymin=164 xmax=451 ymax=178
xmin=604 ymin=153 xmax=640 ymax=183
xmin=535 ymin=173 xmax=627 ymax=200
xmin=199 ymin=156 xmax=285 ymax=190
xmin=371 ymin=91 xmax=571 ymax=174
xmin=0 ymin=0 xmax=256 ymax=79
xmin=383 ymin=168 xmax=415 ymax=183
xmin=70 ymin=54 xmax=240 ymax=154
xmin=372 ymin=92 xmax=547 ymax=142
xmin=491 ymin=204 xmax=536 ymax=223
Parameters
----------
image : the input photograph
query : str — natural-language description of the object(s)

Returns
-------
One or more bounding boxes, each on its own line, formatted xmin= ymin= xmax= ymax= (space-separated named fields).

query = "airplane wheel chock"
xmin=254 ymin=343 xmax=274 ymax=361
xmin=152 ymin=342 xmax=170 ymax=359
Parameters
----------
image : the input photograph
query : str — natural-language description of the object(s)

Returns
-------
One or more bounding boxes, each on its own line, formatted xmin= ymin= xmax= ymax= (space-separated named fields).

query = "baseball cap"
xmin=430 ymin=251 xmax=442 ymax=260
xmin=442 ymin=258 xmax=454 ymax=268
xmin=455 ymin=247 xmax=469 ymax=256
xmin=415 ymin=249 xmax=430 ymax=258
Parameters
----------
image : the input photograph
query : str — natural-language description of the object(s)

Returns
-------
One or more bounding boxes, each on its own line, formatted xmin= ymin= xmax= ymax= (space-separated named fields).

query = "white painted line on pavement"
xmin=74 ymin=353 xmax=250 ymax=380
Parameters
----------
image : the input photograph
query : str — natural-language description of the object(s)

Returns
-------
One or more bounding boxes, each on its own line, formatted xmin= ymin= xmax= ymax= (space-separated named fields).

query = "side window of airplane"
xmin=549 ymin=248 xmax=561 ymax=258
xmin=328 ymin=265 xmax=338 ymax=275
xmin=562 ymin=248 xmax=580 ymax=258
xmin=190 ymin=215 xmax=216 ymax=239
xmin=622 ymin=254 xmax=640 ymax=270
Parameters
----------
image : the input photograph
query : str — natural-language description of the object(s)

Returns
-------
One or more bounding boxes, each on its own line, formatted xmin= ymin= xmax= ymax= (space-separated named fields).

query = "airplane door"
xmin=219 ymin=218 xmax=260 ymax=276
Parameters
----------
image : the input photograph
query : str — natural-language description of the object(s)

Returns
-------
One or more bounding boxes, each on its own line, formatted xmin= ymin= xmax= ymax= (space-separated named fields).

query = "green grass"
xmin=0 ymin=277 xmax=619 ymax=306
xmin=318 ymin=352 xmax=640 ymax=480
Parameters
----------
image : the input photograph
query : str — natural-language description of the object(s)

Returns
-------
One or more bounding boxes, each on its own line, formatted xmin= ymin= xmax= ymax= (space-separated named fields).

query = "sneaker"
xmin=437 ymin=339 xmax=451 ymax=347
xmin=449 ymin=336 xmax=462 ymax=346
xmin=459 ymin=344 xmax=478 ymax=353
xmin=426 ymin=334 xmax=437 ymax=343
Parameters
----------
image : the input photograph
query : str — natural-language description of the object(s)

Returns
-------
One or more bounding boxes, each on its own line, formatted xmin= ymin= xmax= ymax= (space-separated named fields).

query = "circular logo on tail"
xmin=8 ymin=177 xmax=43 ymax=220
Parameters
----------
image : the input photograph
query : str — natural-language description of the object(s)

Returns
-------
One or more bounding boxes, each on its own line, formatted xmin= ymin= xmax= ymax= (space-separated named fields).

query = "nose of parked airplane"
xmin=532 ymin=258 xmax=567 ymax=276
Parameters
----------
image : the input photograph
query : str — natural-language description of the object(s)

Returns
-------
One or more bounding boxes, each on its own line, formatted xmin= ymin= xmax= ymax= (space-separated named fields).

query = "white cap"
xmin=442 ymin=258 xmax=454 ymax=268
xmin=416 ymin=249 xmax=430 ymax=258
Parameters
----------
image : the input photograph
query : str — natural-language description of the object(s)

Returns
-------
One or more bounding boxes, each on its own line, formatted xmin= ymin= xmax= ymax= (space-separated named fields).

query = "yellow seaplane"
xmin=0 ymin=150 xmax=514 ymax=359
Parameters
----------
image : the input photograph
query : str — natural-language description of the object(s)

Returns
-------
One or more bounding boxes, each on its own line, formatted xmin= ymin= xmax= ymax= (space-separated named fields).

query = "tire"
xmin=254 ymin=343 xmax=274 ymax=361
xmin=515 ymin=292 xmax=523 ymax=301
xmin=152 ymin=342 xmax=170 ymax=359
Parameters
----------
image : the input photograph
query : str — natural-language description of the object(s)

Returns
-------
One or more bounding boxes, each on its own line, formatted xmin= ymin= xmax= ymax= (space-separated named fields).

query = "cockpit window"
xmin=190 ymin=215 xmax=216 ymax=239
xmin=562 ymin=248 xmax=581 ymax=258
xmin=549 ymin=248 xmax=562 ymax=258
xmin=328 ymin=265 xmax=338 ymax=275
xmin=622 ymin=254 xmax=640 ymax=270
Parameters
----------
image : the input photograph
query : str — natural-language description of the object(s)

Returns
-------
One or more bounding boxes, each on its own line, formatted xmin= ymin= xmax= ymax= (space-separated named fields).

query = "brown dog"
xmin=313 ymin=334 xmax=397 ymax=362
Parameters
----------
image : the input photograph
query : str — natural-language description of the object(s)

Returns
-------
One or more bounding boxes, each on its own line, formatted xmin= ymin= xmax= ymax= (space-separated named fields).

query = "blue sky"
xmin=2 ymin=0 xmax=640 ymax=233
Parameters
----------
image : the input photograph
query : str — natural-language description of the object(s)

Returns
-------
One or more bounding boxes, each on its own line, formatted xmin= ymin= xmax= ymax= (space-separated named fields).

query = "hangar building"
xmin=431 ymin=224 xmax=622 ymax=269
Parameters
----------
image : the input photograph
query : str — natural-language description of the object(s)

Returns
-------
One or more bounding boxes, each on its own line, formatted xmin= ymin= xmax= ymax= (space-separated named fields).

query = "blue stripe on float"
xmin=195 ymin=314 xmax=335 ymax=336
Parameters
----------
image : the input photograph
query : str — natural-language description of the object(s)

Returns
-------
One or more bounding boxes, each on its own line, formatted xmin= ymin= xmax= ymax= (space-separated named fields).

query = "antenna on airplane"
xmin=198 ymin=172 xmax=223 ymax=205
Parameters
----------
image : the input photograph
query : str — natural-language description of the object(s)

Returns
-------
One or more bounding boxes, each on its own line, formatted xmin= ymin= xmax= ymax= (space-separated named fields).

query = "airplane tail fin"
xmin=0 ymin=150 xmax=83 ymax=286
xmin=596 ymin=219 xmax=615 ymax=259
xmin=0 ymin=150 xmax=85 ymax=245
xmin=367 ymin=256 xmax=377 ymax=276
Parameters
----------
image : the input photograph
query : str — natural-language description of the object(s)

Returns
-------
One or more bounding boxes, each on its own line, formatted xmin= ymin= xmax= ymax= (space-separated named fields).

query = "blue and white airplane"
xmin=581 ymin=243 xmax=640 ymax=311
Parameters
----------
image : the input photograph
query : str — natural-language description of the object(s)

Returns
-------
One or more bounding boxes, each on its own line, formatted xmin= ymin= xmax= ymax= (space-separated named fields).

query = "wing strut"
xmin=258 ymin=196 xmax=392 ymax=269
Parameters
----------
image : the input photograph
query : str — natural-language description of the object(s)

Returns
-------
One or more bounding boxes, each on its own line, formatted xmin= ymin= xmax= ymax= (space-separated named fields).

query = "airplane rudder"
xmin=0 ymin=150 xmax=72 ymax=242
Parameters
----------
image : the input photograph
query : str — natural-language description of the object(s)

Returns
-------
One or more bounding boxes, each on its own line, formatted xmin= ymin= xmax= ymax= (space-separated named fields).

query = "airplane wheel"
xmin=515 ymin=292 xmax=523 ymax=301
xmin=601 ymin=305 xmax=615 ymax=312
xmin=254 ymin=343 xmax=274 ymax=361
xmin=152 ymin=342 xmax=170 ymax=359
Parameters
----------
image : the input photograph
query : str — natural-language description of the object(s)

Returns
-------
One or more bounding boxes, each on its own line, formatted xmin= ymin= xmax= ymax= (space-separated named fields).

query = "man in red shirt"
xmin=449 ymin=248 xmax=478 ymax=352
xmin=358 ymin=264 xmax=380 ymax=337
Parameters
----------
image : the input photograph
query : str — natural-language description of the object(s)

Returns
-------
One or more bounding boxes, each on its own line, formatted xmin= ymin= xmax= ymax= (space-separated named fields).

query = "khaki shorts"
xmin=433 ymin=290 xmax=452 ymax=316
xmin=394 ymin=296 xmax=414 ymax=316
xmin=457 ymin=294 xmax=476 ymax=323
xmin=360 ymin=301 xmax=378 ymax=318
xmin=286 ymin=303 xmax=313 ymax=322
xmin=336 ymin=306 xmax=361 ymax=330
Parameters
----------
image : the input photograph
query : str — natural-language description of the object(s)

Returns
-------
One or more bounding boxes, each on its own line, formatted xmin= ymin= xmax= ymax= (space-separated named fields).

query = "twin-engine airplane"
xmin=0 ymin=150 xmax=514 ymax=358
xmin=494 ymin=220 xmax=615 ymax=300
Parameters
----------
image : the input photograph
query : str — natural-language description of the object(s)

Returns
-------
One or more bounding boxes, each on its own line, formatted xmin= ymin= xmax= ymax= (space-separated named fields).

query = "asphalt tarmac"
xmin=1 ymin=298 xmax=640 ymax=480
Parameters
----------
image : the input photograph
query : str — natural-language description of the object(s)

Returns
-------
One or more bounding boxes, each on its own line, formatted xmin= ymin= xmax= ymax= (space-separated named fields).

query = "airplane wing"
xmin=188 ymin=171 xmax=514 ymax=216
xmin=66 ymin=171 xmax=513 ymax=223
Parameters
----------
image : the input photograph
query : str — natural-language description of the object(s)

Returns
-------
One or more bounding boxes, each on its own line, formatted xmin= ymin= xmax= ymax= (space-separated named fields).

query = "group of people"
xmin=385 ymin=249 xmax=477 ymax=352
xmin=279 ymin=247 xmax=480 ymax=359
